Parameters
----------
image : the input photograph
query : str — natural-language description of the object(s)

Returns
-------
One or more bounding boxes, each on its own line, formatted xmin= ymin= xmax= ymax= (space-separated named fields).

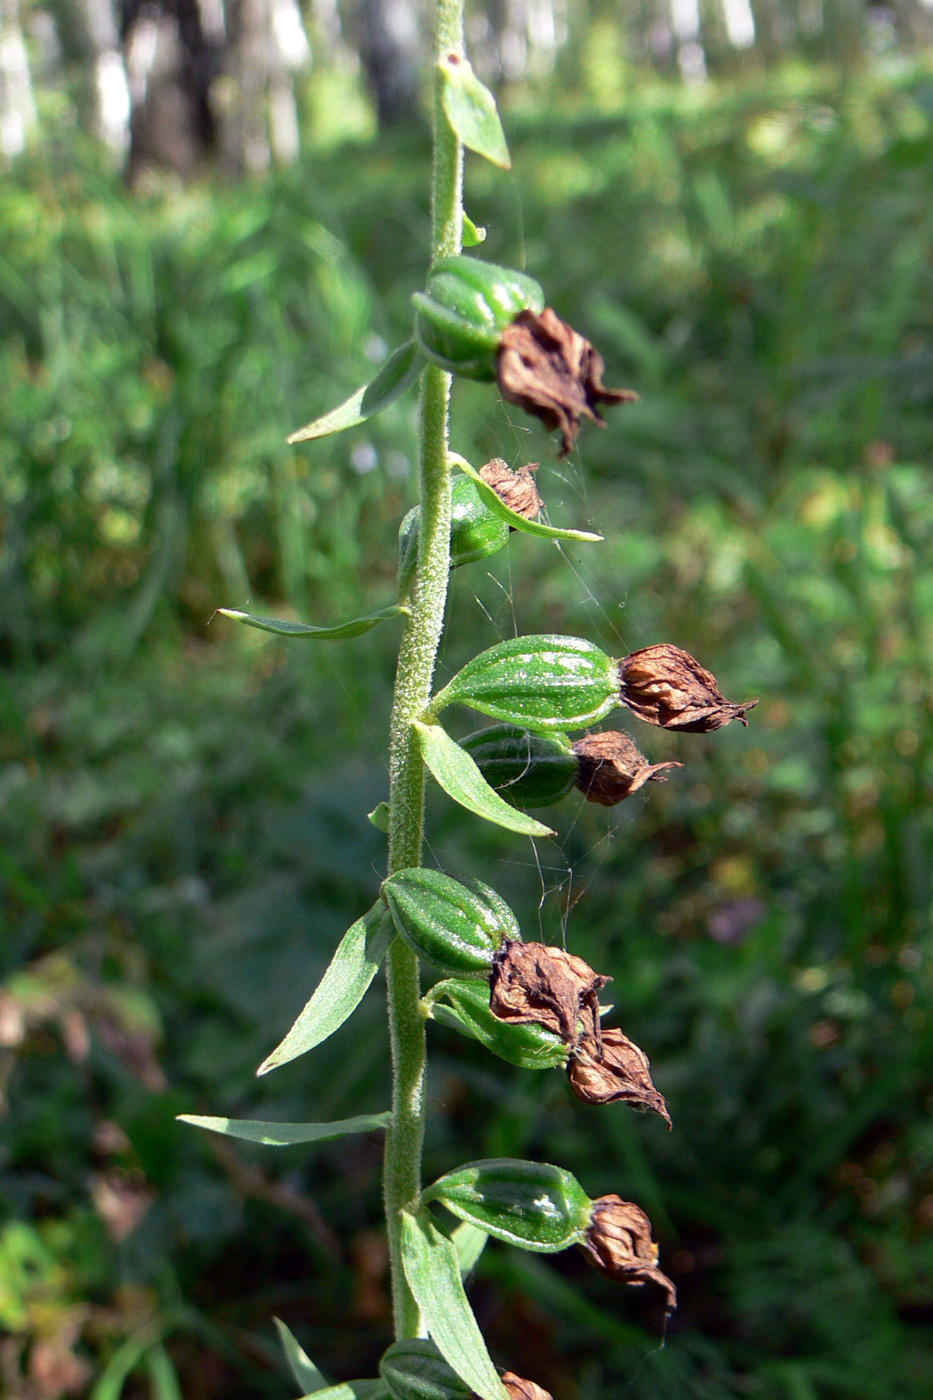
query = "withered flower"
xmin=578 ymin=1195 xmax=676 ymax=1313
xmin=618 ymin=644 xmax=758 ymax=733
xmin=478 ymin=458 xmax=543 ymax=521
xmin=571 ymin=731 xmax=682 ymax=806
xmin=489 ymin=940 xmax=610 ymax=1047
xmin=497 ymin=308 xmax=638 ymax=457
xmin=500 ymin=1373 xmax=553 ymax=1400
xmin=567 ymin=1028 xmax=671 ymax=1125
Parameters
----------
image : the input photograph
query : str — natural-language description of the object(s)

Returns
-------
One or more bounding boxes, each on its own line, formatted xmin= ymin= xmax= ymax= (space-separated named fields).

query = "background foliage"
xmin=2 ymin=42 xmax=933 ymax=1400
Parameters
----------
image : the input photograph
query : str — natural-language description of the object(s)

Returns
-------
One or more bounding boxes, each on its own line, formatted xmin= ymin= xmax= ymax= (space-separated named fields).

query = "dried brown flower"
xmin=489 ymin=940 xmax=610 ymax=1047
xmin=501 ymin=1373 xmax=553 ymax=1400
xmin=578 ymin=1195 xmax=677 ymax=1313
xmin=567 ymin=1028 xmax=671 ymax=1125
xmin=618 ymin=644 xmax=758 ymax=733
xmin=571 ymin=731 xmax=682 ymax=806
xmin=478 ymin=458 xmax=543 ymax=521
xmin=497 ymin=308 xmax=638 ymax=457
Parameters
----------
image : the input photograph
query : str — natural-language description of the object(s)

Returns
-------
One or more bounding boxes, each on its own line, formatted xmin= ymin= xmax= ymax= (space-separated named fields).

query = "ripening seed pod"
xmin=413 ymin=256 xmax=546 ymax=379
xmin=458 ymin=725 xmax=578 ymax=809
xmin=429 ymin=978 xmax=568 ymax=1069
xmin=422 ymin=1158 xmax=592 ymax=1251
xmin=382 ymin=869 xmax=520 ymax=977
xmin=380 ymin=1339 xmax=473 ymax=1400
xmin=413 ymin=257 xmax=637 ymax=456
xmin=398 ymin=475 xmax=510 ymax=595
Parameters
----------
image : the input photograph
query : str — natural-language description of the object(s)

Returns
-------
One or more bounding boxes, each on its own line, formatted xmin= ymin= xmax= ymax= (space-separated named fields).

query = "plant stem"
xmin=383 ymin=0 xmax=464 ymax=1340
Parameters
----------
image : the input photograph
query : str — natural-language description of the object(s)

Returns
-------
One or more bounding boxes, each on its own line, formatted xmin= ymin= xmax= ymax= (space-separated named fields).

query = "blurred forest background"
xmin=2 ymin=0 xmax=933 ymax=1396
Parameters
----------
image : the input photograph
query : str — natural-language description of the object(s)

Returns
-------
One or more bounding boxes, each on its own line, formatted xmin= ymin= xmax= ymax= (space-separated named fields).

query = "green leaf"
xmin=439 ymin=56 xmax=511 ymax=170
xmin=427 ymin=979 xmax=567 ymax=1069
xmin=431 ymin=636 xmax=619 ymax=733
xmin=297 ymin=1384 xmax=389 ymax=1400
xmin=416 ymin=722 xmax=554 ymax=838
xmin=287 ymin=341 xmax=422 ymax=443
xmin=462 ymin=216 xmax=486 ymax=247
xmin=258 ymin=905 xmax=394 ymax=1075
xmin=422 ymin=1159 xmax=592 ymax=1252
xmin=177 ymin=1112 xmax=392 ymax=1146
xmin=368 ymin=802 xmax=391 ymax=833
xmin=382 ymin=868 xmax=519 ymax=977
xmin=400 ymin=1210 xmax=509 ymax=1400
xmin=215 ymin=605 xmax=407 ymax=641
xmin=450 ymin=1221 xmax=489 ymax=1278
xmin=274 ymin=1318 xmax=329 ymax=1395
xmin=381 ymin=1340 xmax=473 ymax=1400
xmin=452 ymin=457 xmax=603 ymax=542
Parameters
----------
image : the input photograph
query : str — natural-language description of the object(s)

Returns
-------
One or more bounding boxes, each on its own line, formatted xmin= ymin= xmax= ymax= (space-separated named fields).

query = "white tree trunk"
xmin=0 ymin=0 xmax=37 ymax=158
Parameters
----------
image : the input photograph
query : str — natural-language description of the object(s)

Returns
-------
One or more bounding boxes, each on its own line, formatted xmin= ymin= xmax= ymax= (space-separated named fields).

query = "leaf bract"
xmin=287 ymin=341 xmax=422 ymax=443
xmin=415 ymin=722 xmax=554 ymax=837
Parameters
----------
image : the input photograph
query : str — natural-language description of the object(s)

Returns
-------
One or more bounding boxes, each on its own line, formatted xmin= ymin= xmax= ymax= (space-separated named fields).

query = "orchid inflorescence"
xmin=184 ymin=17 xmax=756 ymax=1400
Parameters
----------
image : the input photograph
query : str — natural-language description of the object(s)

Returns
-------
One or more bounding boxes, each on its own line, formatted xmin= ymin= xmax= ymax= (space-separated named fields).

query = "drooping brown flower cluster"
xmin=500 ymin=1372 xmax=554 ymax=1400
xmin=489 ymin=941 xmax=607 ymax=1046
xmin=579 ymin=1195 xmax=677 ymax=1315
xmin=478 ymin=458 xmax=543 ymax=521
xmin=567 ymin=1029 xmax=671 ymax=1125
xmin=571 ymin=731 xmax=682 ymax=806
xmin=488 ymin=942 xmax=668 ymax=1124
xmin=497 ymin=308 xmax=638 ymax=457
xmin=618 ymin=644 xmax=758 ymax=733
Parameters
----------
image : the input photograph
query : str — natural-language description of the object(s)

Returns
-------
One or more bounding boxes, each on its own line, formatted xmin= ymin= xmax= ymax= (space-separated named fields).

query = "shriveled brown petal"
xmin=571 ymin=731 xmax=682 ymax=806
xmin=497 ymin=307 xmax=638 ymax=457
xmin=489 ymin=940 xmax=610 ymax=1047
xmin=567 ymin=1028 xmax=671 ymax=1125
xmin=501 ymin=1373 xmax=553 ymax=1400
xmin=478 ymin=458 xmax=543 ymax=521
xmin=618 ymin=644 xmax=758 ymax=733
xmin=578 ymin=1195 xmax=677 ymax=1313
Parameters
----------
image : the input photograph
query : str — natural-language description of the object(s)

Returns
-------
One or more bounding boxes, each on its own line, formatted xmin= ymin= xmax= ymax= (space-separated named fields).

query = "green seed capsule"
xmin=429 ymin=979 xmax=568 ymax=1069
xmin=382 ymin=869 xmax=520 ymax=977
xmin=399 ymin=477 xmax=510 ymax=596
xmin=381 ymin=1340 xmax=473 ymax=1400
xmin=458 ymin=725 xmax=578 ymax=809
xmin=413 ymin=256 xmax=545 ymax=379
xmin=422 ymin=1158 xmax=592 ymax=1252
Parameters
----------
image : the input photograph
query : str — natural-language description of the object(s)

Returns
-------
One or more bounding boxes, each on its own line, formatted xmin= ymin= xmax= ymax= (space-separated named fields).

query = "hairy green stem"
xmin=383 ymin=0 xmax=464 ymax=1340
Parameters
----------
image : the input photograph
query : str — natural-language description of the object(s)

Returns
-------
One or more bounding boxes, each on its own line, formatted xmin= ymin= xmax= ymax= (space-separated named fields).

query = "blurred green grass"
xmin=2 ymin=61 xmax=933 ymax=1400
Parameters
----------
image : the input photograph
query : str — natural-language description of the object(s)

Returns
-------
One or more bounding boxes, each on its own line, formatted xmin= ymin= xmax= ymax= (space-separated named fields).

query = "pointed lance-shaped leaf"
xmin=430 ymin=636 xmax=618 ymax=733
xmin=415 ymin=722 xmax=554 ymax=838
xmin=258 ymin=904 xmax=393 ymax=1075
xmin=382 ymin=868 xmax=519 ymax=977
xmin=426 ymin=979 xmax=567 ymax=1070
xmin=274 ymin=1318 xmax=329 ymax=1395
xmin=422 ymin=1159 xmax=591 ymax=1252
xmin=288 ymin=341 xmax=422 ymax=444
xmin=438 ymin=55 xmax=511 ymax=170
xmin=216 ymin=605 xmax=407 ymax=641
xmin=453 ymin=457 xmax=603 ymax=543
xmin=400 ymin=1210 xmax=509 ymax=1400
xmin=177 ymin=1112 xmax=392 ymax=1146
xmin=450 ymin=1221 xmax=489 ymax=1279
